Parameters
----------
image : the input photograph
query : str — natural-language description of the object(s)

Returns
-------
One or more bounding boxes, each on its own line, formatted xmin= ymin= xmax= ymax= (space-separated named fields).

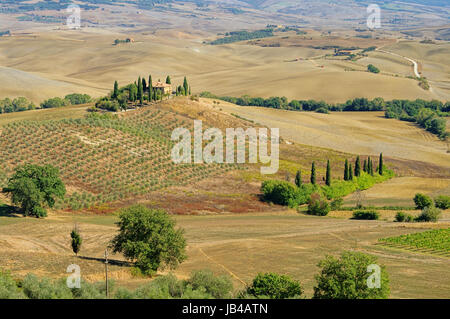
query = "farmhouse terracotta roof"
xmin=153 ymin=82 xmax=171 ymax=88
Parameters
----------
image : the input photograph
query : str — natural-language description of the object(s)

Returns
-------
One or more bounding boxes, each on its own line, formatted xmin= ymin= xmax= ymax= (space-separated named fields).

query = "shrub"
xmin=313 ymin=251 xmax=390 ymax=299
xmin=307 ymin=193 xmax=330 ymax=216
xmin=434 ymin=195 xmax=450 ymax=210
xmin=415 ymin=206 xmax=442 ymax=222
xmin=261 ymin=180 xmax=297 ymax=206
xmin=0 ymin=269 xmax=25 ymax=299
xmin=21 ymin=274 xmax=73 ymax=299
xmin=413 ymin=193 xmax=433 ymax=209
xmin=394 ymin=212 xmax=413 ymax=222
xmin=352 ymin=210 xmax=379 ymax=220
xmin=330 ymin=198 xmax=343 ymax=210
xmin=246 ymin=273 xmax=303 ymax=299
xmin=65 ymin=93 xmax=91 ymax=105
xmin=40 ymin=97 xmax=68 ymax=109
xmin=187 ymin=270 xmax=233 ymax=299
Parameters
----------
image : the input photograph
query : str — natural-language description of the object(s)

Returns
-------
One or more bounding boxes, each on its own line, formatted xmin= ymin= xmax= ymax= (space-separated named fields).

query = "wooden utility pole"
xmin=104 ymin=248 xmax=109 ymax=298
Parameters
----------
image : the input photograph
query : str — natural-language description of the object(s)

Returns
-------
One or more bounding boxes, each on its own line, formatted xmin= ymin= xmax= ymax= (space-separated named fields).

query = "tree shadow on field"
xmin=78 ymin=256 xmax=132 ymax=267
xmin=0 ymin=203 xmax=21 ymax=217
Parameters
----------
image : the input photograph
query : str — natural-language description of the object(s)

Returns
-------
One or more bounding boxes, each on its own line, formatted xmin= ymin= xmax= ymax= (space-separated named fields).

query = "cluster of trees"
xmin=0 ymin=97 xmax=35 ymax=114
xmin=261 ymin=153 xmax=388 ymax=213
xmin=201 ymin=91 xmax=446 ymax=113
xmin=39 ymin=94 xmax=91 ymax=109
xmin=209 ymin=29 xmax=274 ymax=45
xmin=95 ymin=75 xmax=191 ymax=112
xmin=0 ymin=250 xmax=390 ymax=299
xmin=385 ymin=100 xmax=449 ymax=138
xmin=367 ymin=64 xmax=380 ymax=73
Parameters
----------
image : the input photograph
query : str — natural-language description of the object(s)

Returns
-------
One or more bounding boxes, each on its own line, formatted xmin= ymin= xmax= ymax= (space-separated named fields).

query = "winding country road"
xmin=378 ymin=49 xmax=421 ymax=78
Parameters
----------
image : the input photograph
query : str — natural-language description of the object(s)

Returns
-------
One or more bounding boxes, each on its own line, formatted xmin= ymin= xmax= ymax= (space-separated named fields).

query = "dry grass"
xmin=0 ymin=30 xmax=443 ymax=105
xmin=0 ymin=211 xmax=449 ymax=298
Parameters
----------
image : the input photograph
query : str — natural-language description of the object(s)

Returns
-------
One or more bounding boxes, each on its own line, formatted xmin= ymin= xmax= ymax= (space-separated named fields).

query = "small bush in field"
xmin=434 ymin=195 xmax=450 ymax=210
xmin=246 ymin=273 xmax=303 ymax=299
xmin=307 ymin=193 xmax=330 ymax=216
xmin=415 ymin=206 xmax=442 ymax=222
xmin=394 ymin=212 xmax=413 ymax=223
xmin=352 ymin=210 xmax=379 ymax=220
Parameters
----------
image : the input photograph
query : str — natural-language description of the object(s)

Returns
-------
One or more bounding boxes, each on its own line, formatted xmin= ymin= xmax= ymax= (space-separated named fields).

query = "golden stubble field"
xmin=0 ymin=211 xmax=449 ymax=298
xmin=209 ymin=100 xmax=450 ymax=169
xmin=0 ymin=29 xmax=446 ymax=104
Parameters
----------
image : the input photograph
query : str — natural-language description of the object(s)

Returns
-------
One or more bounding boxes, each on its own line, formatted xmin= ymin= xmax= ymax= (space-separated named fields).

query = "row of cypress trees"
xmin=344 ymin=153 xmax=383 ymax=181
xmin=294 ymin=153 xmax=384 ymax=187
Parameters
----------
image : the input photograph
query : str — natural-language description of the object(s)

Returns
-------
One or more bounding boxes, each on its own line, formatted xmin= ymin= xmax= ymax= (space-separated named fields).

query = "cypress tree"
xmin=148 ymin=75 xmax=153 ymax=101
xmin=166 ymin=75 xmax=171 ymax=84
xmin=363 ymin=159 xmax=367 ymax=173
xmin=113 ymin=80 xmax=119 ymax=99
xmin=137 ymin=77 xmax=143 ymax=105
xmin=295 ymin=170 xmax=302 ymax=187
xmin=142 ymin=78 xmax=147 ymax=92
xmin=355 ymin=156 xmax=361 ymax=177
xmin=183 ymin=77 xmax=189 ymax=96
xmin=349 ymin=163 xmax=353 ymax=180
xmin=344 ymin=159 xmax=349 ymax=181
xmin=378 ymin=153 xmax=383 ymax=175
xmin=71 ymin=228 xmax=82 ymax=256
xmin=326 ymin=160 xmax=331 ymax=186
xmin=368 ymin=157 xmax=373 ymax=176
xmin=311 ymin=162 xmax=316 ymax=185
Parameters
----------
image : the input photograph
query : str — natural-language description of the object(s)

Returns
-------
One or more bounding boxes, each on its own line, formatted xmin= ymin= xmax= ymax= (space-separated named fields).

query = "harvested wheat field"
xmin=0 ymin=211 xmax=449 ymax=298
xmin=0 ymin=30 xmax=442 ymax=104
xmin=209 ymin=101 xmax=449 ymax=168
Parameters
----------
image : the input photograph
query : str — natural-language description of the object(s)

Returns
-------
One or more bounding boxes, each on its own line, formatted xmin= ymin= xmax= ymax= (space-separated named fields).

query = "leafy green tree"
xmin=325 ymin=160 xmax=331 ymax=186
xmin=166 ymin=76 xmax=171 ymax=84
xmin=344 ymin=159 xmax=349 ymax=181
xmin=295 ymin=170 xmax=302 ymax=187
xmin=2 ymin=164 xmax=66 ymax=218
xmin=378 ymin=153 xmax=383 ymax=175
xmin=246 ymin=273 xmax=303 ymax=299
xmin=313 ymin=251 xmax=390 ymax=299
xmin=261 ymin=180 xmax=297 ymax=206
xmin=71 ymin=228 xmax=82 ymax=256
xmin=310 ymin=162 xmax=316 ymax=185
xmin=110 ymin=205 xmax=187 ymax=275
xmin=113 ymin=81 xmax=119 ymax=99
xmin=355 ymin=156 xmax=361 ymax=177
xmin=413 ymin=193 xmax=433 ymax=209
